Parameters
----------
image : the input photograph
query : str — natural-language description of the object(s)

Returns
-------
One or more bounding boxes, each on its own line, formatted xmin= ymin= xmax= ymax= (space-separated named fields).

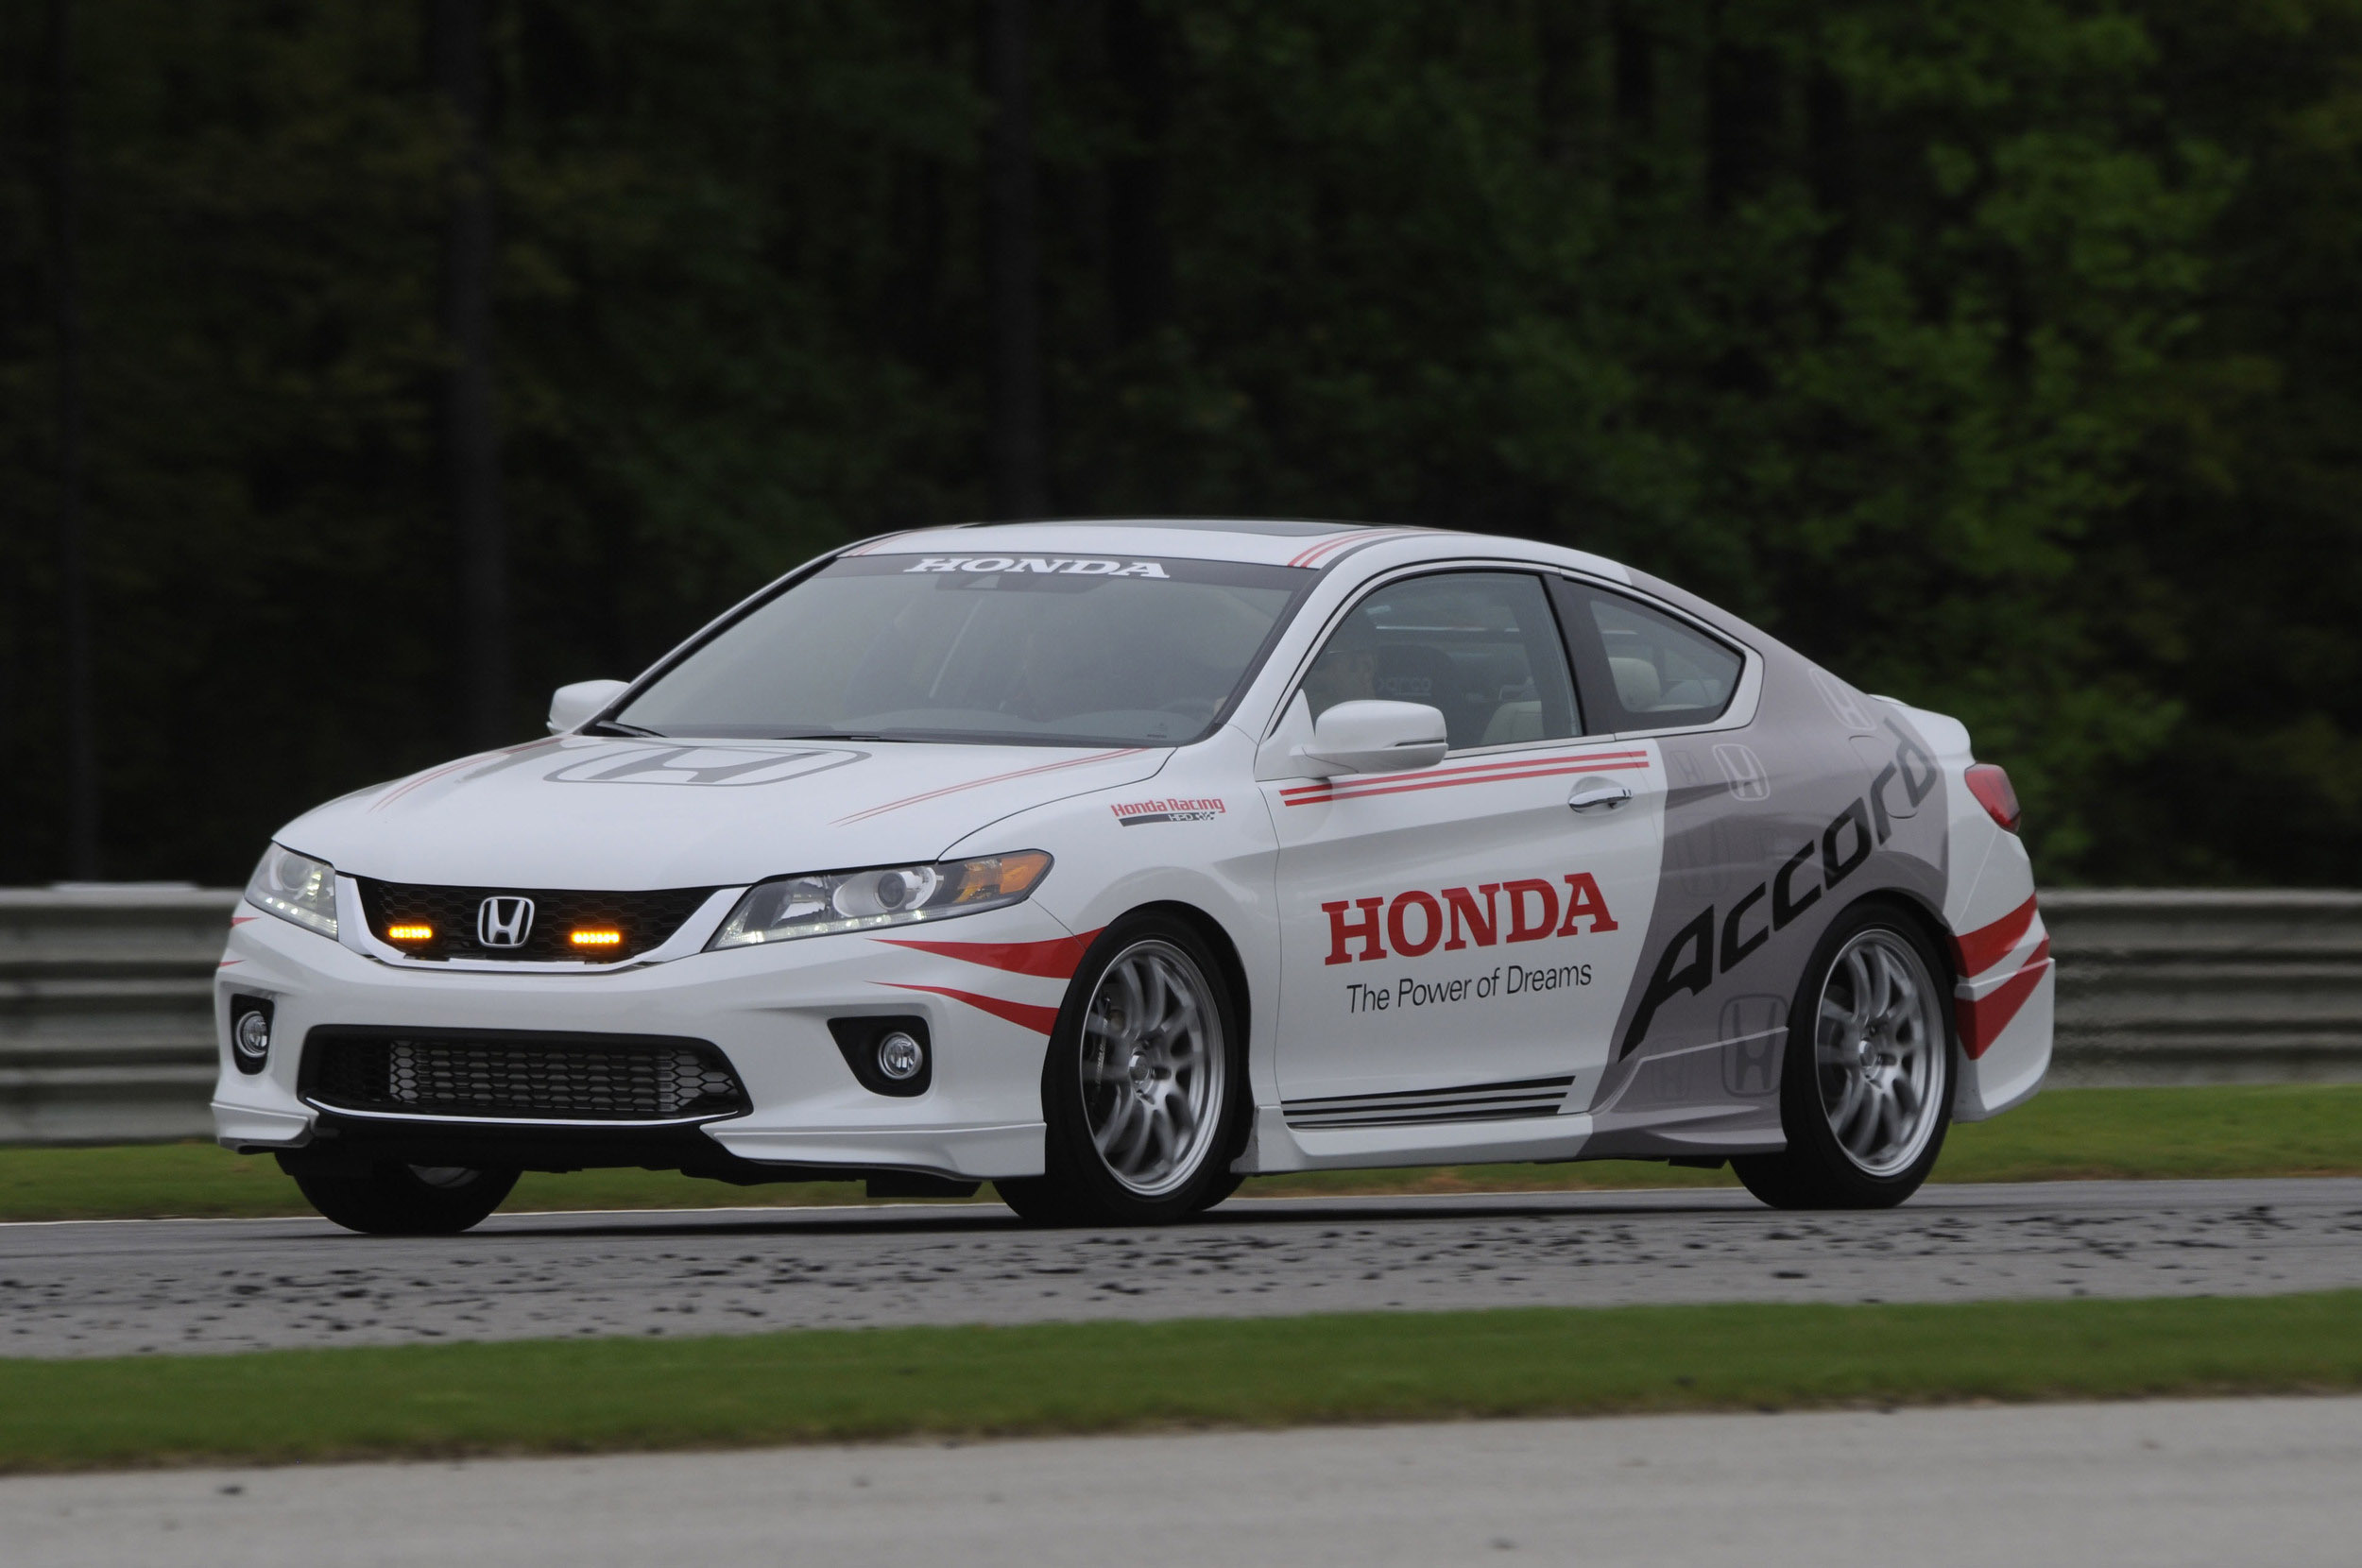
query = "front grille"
xmin=355 ymin=878 xmax=717 ymax=962
xmin=302 ymin=1027 xmax=750 ymax=1122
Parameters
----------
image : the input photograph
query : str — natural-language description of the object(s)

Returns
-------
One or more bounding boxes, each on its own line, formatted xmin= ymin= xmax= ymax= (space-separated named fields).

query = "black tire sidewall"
xmin=287 ymin=1160 xmax=519 ymax=1236
xmin=1768 ymin=899 xmax=1955 ymax=1208
xmin=1036 ymin=912 xmax=1249 ymax=1224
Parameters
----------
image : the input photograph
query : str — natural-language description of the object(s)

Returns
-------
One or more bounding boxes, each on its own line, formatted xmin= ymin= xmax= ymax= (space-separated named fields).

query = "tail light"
xmin=1964 ymin=764 xmax=2020 ymax=833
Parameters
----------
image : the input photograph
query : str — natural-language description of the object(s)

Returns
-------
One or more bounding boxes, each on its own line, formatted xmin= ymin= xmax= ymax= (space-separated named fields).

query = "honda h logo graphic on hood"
xmin=478 ymin=896 xmax=535 ymax=948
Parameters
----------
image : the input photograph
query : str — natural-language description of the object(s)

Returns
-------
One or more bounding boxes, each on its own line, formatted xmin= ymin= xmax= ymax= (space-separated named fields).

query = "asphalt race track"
xmin=8 ymin=1397 xmax=2361 ymax=1567
xmin=3 ymin=1178 xmax=2357 ymax=1358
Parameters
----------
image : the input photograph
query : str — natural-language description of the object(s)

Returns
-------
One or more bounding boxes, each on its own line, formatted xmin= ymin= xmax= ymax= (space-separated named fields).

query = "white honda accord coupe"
xmin=214 ymin=520 xmax=2051 ymax=1233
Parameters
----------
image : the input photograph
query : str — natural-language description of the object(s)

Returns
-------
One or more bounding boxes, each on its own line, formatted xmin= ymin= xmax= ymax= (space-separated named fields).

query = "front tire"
xmin=282 ymin=1158 xmax=520 ymax=1236
xmin=1733 ymin=903 xmax=1954 ymax=1210
xmin=1000 ymin=915 xmax=1247 ymax=1226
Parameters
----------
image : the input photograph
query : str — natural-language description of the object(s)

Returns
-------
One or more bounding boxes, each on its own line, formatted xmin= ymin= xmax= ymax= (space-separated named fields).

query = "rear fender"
xmin=1895 ymin=698 xmax=2052 ymax=1120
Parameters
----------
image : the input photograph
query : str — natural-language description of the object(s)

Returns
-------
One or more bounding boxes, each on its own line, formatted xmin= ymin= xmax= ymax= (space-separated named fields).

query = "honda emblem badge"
xmin=477 ymin=895 xmax=535 ymax=948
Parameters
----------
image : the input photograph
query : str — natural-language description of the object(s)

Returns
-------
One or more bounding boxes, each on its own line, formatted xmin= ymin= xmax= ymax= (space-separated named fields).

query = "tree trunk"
xmin=984 ymin=0 xmax=1045 ymax=519
xmin=431 ymin=0 xmax=509 ymax=749
xmin=1706 ymin=32 xmax=1781 ymax=218
xmin=1105 ymin=0 xmax=1172 ymax=345
xmin=1806 ymin=66 xmax=1853 ymax=290
xmin=1610 ymin=2 xmax=1654 ymax=197
xmin=49 ymin=0 xmax=97 ymax=878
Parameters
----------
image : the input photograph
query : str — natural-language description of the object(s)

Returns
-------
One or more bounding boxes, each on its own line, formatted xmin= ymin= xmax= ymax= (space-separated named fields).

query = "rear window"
xmin=1550 ymin=583 xmax=1744 ymax=732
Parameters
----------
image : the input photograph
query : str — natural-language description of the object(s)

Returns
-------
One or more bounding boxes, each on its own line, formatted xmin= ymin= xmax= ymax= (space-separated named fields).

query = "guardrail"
xmin=3 ymin=886 xmax=2358 ymax=1146
xmin=2039 ymin=890 xmax=2362 ymax=1086
xmin=1 ymin=888 xmax=237 ymax=1146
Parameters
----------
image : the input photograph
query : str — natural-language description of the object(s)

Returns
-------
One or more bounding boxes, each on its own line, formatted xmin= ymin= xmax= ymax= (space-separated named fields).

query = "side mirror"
xmin=1295 ymin=700 xmax=1448 ymax=776
xmin=548 ymin=679 xmax=631 ymax=735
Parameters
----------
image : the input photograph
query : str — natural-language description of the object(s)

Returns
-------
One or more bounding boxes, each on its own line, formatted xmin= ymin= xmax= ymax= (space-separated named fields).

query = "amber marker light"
xmin=569 ymin=929 xmax=625 ymax=948
xmin=950 ymin=849 xmax=1053 ymax=905
xmin=386 ymin=924 xmax=435 ymax=942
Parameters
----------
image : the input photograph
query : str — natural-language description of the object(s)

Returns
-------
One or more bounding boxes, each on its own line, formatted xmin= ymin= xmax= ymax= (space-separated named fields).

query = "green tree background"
xmin=2 ymin=0 xmax=2357 ymax=886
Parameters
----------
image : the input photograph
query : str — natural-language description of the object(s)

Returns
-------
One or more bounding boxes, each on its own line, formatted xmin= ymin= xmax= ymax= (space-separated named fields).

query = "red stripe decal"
xmin=230 ymin=914 xmax=257 ymax=926
xmin=1285 ymin=758 xmax=1651 ymax=806
xmin=881 ymin=982 xmax=1062 ymax=1035
xmin=216 ymin=958 xmax=243 ymax=968
xmin=1286 ymin=527 xmax=1425 ymax=569
xmin=1954 ymin=894 xmax=2039 ymax=979
xmin=874 ymin=929 xmax=1103 ymax=979
xmin=834 ymin=748 xmax=1148 ymax=825
xmin=1955 ymin=939 xmax=2050 ymax=1060
xmin=1287 ymin=531 xmax=1373 ymax=568
xmin=1279 ymin=749 xmax=1649 ymax=799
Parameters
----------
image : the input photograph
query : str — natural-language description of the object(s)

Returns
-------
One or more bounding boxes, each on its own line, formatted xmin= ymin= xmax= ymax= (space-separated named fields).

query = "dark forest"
xmin=4 ymin=1 xmax=2360 ymax=886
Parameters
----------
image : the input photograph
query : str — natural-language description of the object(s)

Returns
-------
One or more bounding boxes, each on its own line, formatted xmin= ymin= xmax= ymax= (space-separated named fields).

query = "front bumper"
xmin=211 ymin=900 xmax=1076 ymax=1181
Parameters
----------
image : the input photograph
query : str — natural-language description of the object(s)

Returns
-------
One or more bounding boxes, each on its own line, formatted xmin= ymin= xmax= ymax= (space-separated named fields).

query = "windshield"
xmin=612 ymin=553 xmax=1313 ymax=746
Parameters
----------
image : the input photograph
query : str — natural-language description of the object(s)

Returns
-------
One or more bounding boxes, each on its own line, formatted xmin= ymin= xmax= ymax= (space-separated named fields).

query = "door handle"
xmin=1567 ymin=779 xmax=1634 ymax=812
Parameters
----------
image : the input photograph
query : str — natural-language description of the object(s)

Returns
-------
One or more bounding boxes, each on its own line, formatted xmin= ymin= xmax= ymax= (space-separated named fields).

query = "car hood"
xmin=279 ymin=735 xmax=1172 ymax=890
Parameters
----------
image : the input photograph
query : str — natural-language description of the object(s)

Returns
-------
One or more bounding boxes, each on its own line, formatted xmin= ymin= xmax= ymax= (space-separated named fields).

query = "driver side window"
xmin=1300 ymin=571 xmax=1580 ymax=751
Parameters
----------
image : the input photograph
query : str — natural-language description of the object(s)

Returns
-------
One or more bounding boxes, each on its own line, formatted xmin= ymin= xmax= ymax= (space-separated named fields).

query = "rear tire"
xmin=1733 ymin=902 xmax=1954 ymax=1210
xmin=1001 ymin=914 xmax=1248 ymax=1226
xmin=282 ymin=1158 xmax=519 ymax=1236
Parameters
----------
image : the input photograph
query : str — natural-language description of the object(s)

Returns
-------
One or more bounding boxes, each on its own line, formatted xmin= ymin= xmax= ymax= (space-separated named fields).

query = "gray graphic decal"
xmin=544 ymin=744 xmax=865 ymax=787
xmin=1712 ymin=742 xmax=1771 ymax=801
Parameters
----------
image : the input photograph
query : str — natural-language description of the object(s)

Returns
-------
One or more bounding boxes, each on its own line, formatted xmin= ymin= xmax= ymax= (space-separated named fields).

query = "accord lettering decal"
xmin=1618 ymin=726 xmax=1938 ymax=1058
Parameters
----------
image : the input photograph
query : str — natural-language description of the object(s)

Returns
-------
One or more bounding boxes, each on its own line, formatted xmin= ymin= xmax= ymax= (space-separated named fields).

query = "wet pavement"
xmin=2 ymin=1178 xmax=2356 ymax=1357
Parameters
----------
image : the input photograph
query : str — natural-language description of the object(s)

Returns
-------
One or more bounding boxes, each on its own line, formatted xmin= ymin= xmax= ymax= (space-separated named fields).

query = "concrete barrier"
xmin=2 ymin=886 xmax=2357 ymax=1146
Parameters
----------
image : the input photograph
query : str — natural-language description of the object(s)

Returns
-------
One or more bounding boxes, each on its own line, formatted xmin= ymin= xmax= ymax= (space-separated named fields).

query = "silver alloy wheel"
xmin=1077 ymin=939 xmax=1225 ymax=1198
xmin=1812 ymin=929 xmax=1944 ymax=1177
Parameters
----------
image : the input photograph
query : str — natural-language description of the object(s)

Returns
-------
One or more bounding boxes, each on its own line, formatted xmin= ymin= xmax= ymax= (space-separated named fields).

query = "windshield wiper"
xmin=771 ymin=731 xmax=905 ymax=743
xmin=585 ymin=719 xmax=663 ymax=737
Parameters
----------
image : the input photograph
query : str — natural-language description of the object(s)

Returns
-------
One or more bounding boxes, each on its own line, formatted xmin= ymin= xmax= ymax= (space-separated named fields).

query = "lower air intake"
xmin=302 ymin=1027 xmax=749 ymax=1122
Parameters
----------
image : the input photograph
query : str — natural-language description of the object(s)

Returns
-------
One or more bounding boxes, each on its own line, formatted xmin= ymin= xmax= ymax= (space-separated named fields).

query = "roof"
xmin=841 ymin=518 xmax=1441 ymax=570
xmin=838 ymin=517 xmax=1633 ymax=582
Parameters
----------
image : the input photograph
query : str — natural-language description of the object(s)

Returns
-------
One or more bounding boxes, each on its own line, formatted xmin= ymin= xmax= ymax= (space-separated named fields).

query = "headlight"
xmin=244 ymin=844 xmax=339 ymax=938
xmin=709 ymin=850 xmax=1052 ymax=948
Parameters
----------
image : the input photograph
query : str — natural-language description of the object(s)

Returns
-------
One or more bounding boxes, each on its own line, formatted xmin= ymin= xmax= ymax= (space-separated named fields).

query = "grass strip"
xmin=2 ymin=1291 xmax=2358 ymax=1474
xmin=4 ymin=1084 xmax=2357 ymax=1222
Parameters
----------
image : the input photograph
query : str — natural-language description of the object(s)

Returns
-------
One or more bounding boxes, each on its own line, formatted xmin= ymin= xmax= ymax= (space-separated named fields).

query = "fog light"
xmin=230 ymin=997 xmax=274 ymax=1075
xmin=876 ymin=1031 xmax=925 ymax=1082
xmin=827 ymin=1015 xmax=931 ymax=1097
